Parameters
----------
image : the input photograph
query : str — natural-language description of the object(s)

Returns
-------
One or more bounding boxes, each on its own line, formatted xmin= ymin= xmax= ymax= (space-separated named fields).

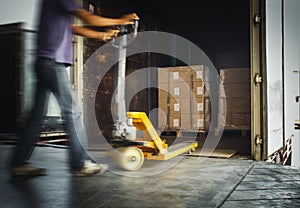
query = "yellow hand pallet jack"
xmin=111 ymin=112 xmax=198 ymax=171
xmin=109 ymin=20 xmax=198 ymax=171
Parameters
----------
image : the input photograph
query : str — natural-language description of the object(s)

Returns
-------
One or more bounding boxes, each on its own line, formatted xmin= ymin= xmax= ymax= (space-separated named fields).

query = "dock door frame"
xmin=250 ymin=0 xmax=265 ymax=160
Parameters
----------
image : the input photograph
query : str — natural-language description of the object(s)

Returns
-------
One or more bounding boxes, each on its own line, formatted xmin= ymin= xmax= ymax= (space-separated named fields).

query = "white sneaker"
xmin=73 ymin=160 xmax=108 ymax=176
xmin=11 ymin=163 xmax=47 ymax=176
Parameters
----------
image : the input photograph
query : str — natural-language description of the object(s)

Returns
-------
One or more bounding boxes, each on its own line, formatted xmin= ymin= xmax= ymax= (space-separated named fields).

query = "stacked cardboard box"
xmin=157 ymin=65 xmax=210 ymax=131
xmin=218 ymin=68 xmax=251 ymax=130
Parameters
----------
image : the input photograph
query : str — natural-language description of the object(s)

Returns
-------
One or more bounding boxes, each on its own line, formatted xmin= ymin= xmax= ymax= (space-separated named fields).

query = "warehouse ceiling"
xmin=91 ymin=0 xmax=250 ymax=58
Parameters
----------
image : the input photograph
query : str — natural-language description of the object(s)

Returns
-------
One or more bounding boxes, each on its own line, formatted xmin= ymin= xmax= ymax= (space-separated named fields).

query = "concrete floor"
xmin=0 ymin=144 xmax=299 ymax=208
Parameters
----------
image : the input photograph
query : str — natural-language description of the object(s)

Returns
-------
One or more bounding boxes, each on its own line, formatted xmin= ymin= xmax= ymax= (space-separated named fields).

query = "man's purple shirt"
xmin=37 ymin=0 xmax=81 ymax=64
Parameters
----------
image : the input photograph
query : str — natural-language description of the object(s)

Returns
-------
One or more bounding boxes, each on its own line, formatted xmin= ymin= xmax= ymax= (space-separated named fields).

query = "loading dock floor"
xmin=0 ymin=144 xmax=299 ymax=208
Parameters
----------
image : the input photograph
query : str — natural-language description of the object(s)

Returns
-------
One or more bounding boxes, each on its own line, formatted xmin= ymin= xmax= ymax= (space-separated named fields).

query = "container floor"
xmin=0 ymin=143 xmax=299 ymax=208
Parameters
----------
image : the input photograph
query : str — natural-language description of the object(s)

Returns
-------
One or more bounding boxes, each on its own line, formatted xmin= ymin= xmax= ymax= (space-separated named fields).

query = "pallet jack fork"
xmin=112 ymin=112 xmax=198 ymax=171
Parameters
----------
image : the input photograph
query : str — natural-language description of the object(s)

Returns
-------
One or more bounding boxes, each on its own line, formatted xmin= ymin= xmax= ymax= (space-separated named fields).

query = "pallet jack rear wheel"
xmin=115 ymin=147 xmax=144 ymax=171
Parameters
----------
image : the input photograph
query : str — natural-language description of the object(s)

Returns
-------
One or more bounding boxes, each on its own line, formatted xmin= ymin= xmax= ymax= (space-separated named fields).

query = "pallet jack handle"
xmin=112 ymin=19 xmax=139 ymax=140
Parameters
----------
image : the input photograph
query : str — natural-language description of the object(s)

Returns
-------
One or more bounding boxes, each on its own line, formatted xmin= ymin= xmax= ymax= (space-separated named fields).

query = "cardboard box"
xmin=218 ymin=97 xmax=251 ymax=114
xmin=220 ymin=68 xmax=250 ymax=84
xmin=169 ymin=113 xmax=191 ymax=129
xmin=169 ymin=66 xmax=192 ymax=82
xmin=158 ymin=98 xmax=168 ymax=115
xmin=191 ymin=81 xmax=205 ymax=97
xmin=158 ymin=83 xmax=169 ymax=98
xmin=158 ymin=65 xmax=208 ymax=84
xmin=219 ymin=83 xmax=250 ymax=98
xmin=190 ymin=65 xmax=209 ymax=82
xmin=190 ymin=96 xmax=205 ymax=113
xmin=191 ymin=113 xmax=205 ymax=130
xmin=169 ymin=97 xmax=191 ymax=113
xmin=170 ymin=82 xmax=193 ymax=98
xmin=157 ymin=68 xmax=170 ymax=84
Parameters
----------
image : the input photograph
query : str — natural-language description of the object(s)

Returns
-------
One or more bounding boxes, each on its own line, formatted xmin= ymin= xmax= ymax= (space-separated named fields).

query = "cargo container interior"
xmin=84 ymin=0 xmax=251 ymax=156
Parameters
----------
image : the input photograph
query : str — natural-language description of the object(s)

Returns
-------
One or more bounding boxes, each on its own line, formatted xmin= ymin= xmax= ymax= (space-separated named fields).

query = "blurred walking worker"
xmin=9 ymin=0 xmax=138 ymax=176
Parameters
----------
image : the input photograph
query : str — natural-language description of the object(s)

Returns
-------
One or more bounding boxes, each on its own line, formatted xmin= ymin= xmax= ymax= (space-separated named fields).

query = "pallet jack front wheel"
xmin=115 ymin=147 xmax=144 ymax=171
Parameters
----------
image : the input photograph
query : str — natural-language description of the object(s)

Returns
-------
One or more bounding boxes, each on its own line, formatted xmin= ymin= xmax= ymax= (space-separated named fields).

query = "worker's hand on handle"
xmin=72 ymin=25 xmax=119 ymax=41
xmin=120 ymin=13 xmax=139 ymax=25
xmin=102 ymin=29 xmax=119 ymax=42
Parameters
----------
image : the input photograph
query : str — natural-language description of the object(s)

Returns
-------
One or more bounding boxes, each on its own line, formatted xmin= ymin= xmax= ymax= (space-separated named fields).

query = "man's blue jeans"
xmin=11 ymin=57 xmax=89 ymax=171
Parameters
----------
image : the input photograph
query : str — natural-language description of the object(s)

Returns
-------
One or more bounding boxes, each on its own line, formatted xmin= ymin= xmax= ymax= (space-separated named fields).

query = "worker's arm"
xmin=73 ymin=9 xmax=139 ymax=27
xmin=72 ymin=25 xmax=119 ymax=41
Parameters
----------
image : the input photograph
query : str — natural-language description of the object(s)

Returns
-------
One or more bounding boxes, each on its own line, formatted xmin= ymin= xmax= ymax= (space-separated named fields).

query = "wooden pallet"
xmin=161 ymin=129 xmax=205 ymax=138
xmin=214 ymin=126 xmax=250 ymax=137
